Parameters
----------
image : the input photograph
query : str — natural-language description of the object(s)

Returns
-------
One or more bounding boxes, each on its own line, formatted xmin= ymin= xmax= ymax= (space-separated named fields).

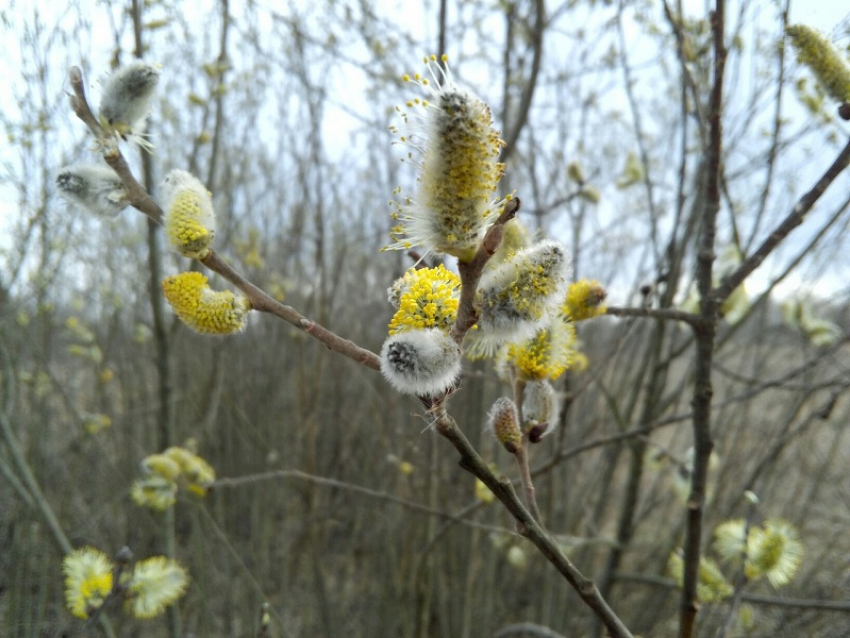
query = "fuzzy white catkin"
xmin=160 ymin=170 xmax=213 ymax=214
xmin=475 ymin=240 xmax=571 ymax=348
xmin=523 ymin=380 xmax=556 ymax=428
xmin=55 ymin=165 xmax=130 ymax=217
xmin=98 ymin=62 xmax=161 ymax=135
xmin=380 ymin=328 xmax=461 ymax=396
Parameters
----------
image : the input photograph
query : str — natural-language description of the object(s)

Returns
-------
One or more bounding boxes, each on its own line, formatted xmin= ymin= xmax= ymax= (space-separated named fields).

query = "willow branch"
xmin=212 ymin=469 xmax=506 ymax=534
xmin=680 ymin=2 xmax=726 ymax=636
xmin=67 ymin=65 xmax=379 ymax=371
xmin=606 ymin=305 xmax=701 ymax=327
xmin=712 ymin=135 xmax=850 ymax=304
xmin=431 ymin=404 xmax=634 ymax=638
xmin=450 ymin=197 xmax=520 ymax=343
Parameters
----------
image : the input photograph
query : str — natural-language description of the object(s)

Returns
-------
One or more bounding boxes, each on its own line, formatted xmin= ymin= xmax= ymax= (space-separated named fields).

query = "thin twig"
xmin=512 ymin=377 xmax=542 ymax=522
xmin=680 ymin=2 xmax=726 ymax=636
xmin=212 ymin=469 xmax=508 ymax=534
xmin=712 ymin=135 xmax=850 ymax=304
xmin=606 ymin=305 xmax=701 ymax=327
xmin=715 ymin=497 xmax=757 ymax=638
xmin=431 ymin=404 xmax=634 ymax=638
xmin=450 ymin=197 xmax=520 ymax=343
xmin=617 ymin=571 xmax=850 ymax=612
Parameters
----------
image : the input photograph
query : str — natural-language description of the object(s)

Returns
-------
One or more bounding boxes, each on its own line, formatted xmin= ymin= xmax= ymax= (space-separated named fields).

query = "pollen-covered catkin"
xmin=161 ymin=170 xmax=216 ymax=259
xmin=475 ymin=240 xmax=571 ymax=348
xmin=387 ymin=265 xmax=460 ymax=334
xmin=98 ymin=61 xmax=161 ymax=138
xmin=62 ymin=548 xmax=114 ymax=619
xmin=388 ymin=55 xmax=508 ymax=261
xmin=56 ymin=165 xmax=129 ymax=217
xmin=161 ymin=272 xmax=249 ymax=335
xmin=508 ymin=319 xmax=577 ymax=382
xmin=786 ymin=25 xmax=850 ymax=104
xmin=380 ymin=328 xmax=461 ymax=396
xmin=564 ymin=279 xmax=607 ymax=321
xmin=124 ymin=557 xmax=189 ymax=619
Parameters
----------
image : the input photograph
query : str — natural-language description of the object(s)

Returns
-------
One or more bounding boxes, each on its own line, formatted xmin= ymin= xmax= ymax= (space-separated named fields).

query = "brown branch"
xmin=494 ymin=623 xmax=567 ymax=638
xmin=201 ymin=251 xmax=380 ymax=369
xmin=712 ymin=135 xmax=850 ymax=304
xmin=680 ymin=1 xmax=726 ymax=636
xmin=617 ymin=572 xmax=850 ymax=612
xmin=212 ymin=469 xmax=504 ymax=533
xmin=431 ymin=404 xmax=634 ymax=638
xmin=450 ymin=197 xmax=520 ymax=344
xmin=605 ymin=305 xmax=701 ymax=327
xmin=67 ymin=66 xmax=380 ymax=371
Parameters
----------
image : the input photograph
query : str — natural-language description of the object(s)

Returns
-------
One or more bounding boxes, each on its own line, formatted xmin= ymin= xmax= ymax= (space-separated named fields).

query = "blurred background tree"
xmin=2 ymin=0 xmax=850 ymax=636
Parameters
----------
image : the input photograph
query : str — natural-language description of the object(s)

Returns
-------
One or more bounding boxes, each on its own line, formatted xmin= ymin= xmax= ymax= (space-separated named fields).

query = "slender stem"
xmin=715 ymin=500 xmax=756 ymax=638
xmin=606 ymin=305 xmax=700 ymax=327
xmin=511 ymin=377 xmax=542 ymax=522
xmin=712 ymin=135 xmax=850 ymax=304
xmin=680 ymin=2 xmax=726 ymax=636
xmin=514 ymin=446 xmax=541 ymax=522
xmin=431 ymin=404 xmax=634 ymax=638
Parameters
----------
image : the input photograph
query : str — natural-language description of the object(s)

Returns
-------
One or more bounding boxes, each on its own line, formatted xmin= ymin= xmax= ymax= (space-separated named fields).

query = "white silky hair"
xmin=380 ymin=328 xmax=461 ymax=397
xmin=55 ymin=164 xmax=130 ymax=217
xmin=98 ymin=61 xmax=161 ymax=132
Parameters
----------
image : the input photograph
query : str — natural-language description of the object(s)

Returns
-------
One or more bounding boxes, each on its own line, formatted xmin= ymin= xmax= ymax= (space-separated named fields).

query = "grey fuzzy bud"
xmin=98 ymin=62 xmax=161 ymax=136
xmin=380 ymin=328 xmax=461 ymax=397
xmin=56 ymin=165 xmax=129 ymax=217
xmin=523 ymin=380 xmax=557 ymax=443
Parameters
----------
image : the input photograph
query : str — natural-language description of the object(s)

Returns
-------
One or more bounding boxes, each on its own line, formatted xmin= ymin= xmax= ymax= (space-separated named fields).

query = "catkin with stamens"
xmin=123 ymin=557 xmax=189 ymax=619
xmin=162 ymin=170 xmax=216 ymax=259
xmin=388 ymin=55 xmax=508 ymax=261
xmin=161 ymin=272 xmax=250 ymax=335
xmin=388 ymin=265 xmax=460 ymax=334
xmin=475 ymin=240 xmax=571 ymax=349
xmin=62 ymin=548 xmax=114 ymax=619
xmin=786 ymin=25 xmax=850 ymax=104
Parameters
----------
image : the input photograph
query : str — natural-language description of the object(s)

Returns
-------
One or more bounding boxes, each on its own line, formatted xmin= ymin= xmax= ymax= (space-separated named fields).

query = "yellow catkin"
xmin=507 ymin=320 xmax=577 ymax=381
xmin=124 ymin=557 xmax=189 ymax=619
xmin=388 ymin=265 xmax=460 ymax=334
xmin=161 ymin=272 xmax=249 ymax=335
xmin=563 ymin=279 xmax=607 ymax=321
xmin=787 ymin=25 xmax=850 ymax=104
xmin=162 ymin=170 xmax=216 ymax=259
xmin=388 ymin=56 xmax=509 ymax=260
xmin=63 ymin=548 xmax=115 ymax=619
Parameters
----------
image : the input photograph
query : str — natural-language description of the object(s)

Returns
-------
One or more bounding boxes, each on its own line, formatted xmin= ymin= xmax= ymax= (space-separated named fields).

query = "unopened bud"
xmin=380 ymin=328 xmax=461 ymax=397
xmin=56 ymin=165 xmax=129 ymax=217
xmin=98 ymin=61 xmax=161 ymax=141
xmin=487 ymin=397 xmax=521 ymax=454
xmin=523 ymin=380 xmax=556 ymax=435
